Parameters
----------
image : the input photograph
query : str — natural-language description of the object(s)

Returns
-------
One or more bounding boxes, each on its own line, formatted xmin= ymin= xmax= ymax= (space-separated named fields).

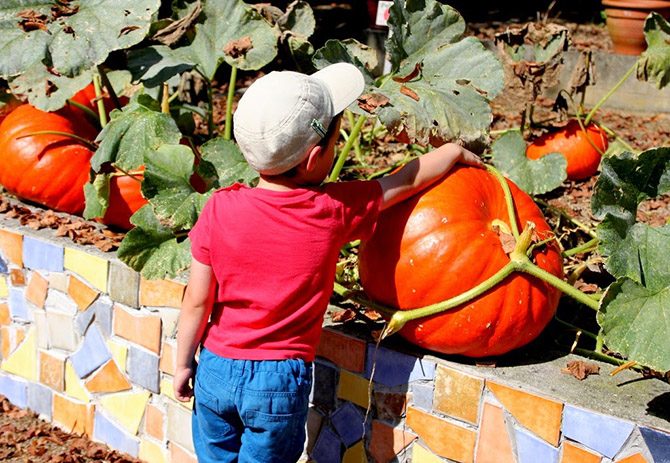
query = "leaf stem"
xmin=93 ymin=74 xmax=108 ymax=128
xmin=224 ymin=66 xmax=238 ymax=140
xmin=329 ymin=115 xmax=367 ymax=182
xmin=97 ymin=65 xmax=122 ymax=110
xmin=553 ymin=316 xmax=599 ymax=341
xmin=562 ymin=237 xmax=600 ymax=257
xmin=584 ymin=62 xmax=637 ymax=126
xmin=67 ymin=99 xmax=99 ymax=121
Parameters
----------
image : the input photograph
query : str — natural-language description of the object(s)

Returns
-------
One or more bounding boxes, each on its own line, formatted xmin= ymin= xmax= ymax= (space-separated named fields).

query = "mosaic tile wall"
xmin=0 ymin=224 xmax=668 ymax=463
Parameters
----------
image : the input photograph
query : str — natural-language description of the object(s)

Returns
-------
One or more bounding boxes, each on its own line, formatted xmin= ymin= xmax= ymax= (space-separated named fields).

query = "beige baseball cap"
xmin=233 ymin=62 xmax=365 ymax=175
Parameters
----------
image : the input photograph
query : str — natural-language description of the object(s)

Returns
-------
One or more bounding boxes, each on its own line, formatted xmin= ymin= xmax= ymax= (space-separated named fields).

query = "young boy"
xmin=174 ymin=62 xmax=482 ymax=462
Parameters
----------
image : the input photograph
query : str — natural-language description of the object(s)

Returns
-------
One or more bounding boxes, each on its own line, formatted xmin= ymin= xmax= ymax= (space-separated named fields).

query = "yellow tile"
xmin=342 ymin=441 xmax=366 ymax=463
xmin=1 ymin=327 xmax=37 ymax=381
xmin=413 ymin=443 xmax=445 ymax=463
xmin=0 ymin=276 xmax=8 ymax=298
xmin=337 ymin=370 xmax=371 ymax=409
xmin=139 ymin=439 xmax=168 ymax=463
xmin=107 ymin=339 xmax=128 ymax=370
xmin=64 ymin=248 xmax=109 ymax=292
xmin=160 ymin=377 xmax=193 ymax=410
xmin=100 ymin=390 xmax=151 ymax=435
xmin=65 ymin=361 xmax=91 ymax=403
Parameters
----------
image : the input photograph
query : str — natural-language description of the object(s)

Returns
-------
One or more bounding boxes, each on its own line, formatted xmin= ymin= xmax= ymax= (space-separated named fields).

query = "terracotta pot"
xmin=602 ymin=0 xmax=670 ymax=54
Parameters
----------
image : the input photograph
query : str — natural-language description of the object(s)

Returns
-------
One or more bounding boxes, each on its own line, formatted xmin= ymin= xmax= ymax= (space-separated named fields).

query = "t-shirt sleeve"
xmin=326 ymin=180 xmax=383 ymax=243
xmin=188 ymin=196 xmax=214 ymax=265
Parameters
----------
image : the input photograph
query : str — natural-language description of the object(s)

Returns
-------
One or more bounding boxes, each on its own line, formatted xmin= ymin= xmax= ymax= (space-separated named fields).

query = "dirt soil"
xmin=1 ymin=17 xmax=669 ymax=463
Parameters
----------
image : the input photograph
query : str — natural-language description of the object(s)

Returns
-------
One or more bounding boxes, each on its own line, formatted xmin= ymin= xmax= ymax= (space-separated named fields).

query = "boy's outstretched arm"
xmin=174 ymin=259 xmax=216 ymax=402
xmin=376 ymin=142 xmax=483 ymax=210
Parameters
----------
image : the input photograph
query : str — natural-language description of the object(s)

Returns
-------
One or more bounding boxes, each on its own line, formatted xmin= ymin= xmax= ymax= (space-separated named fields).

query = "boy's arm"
xmin=174 ymin=259 xmax=216 ymax=402
xmin=376 ymin=143 xmax=483 ymax=210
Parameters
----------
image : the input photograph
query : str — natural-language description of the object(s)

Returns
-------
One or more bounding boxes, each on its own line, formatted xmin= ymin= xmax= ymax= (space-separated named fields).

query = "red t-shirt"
xmin=189 ymin=181 xmax=383 ymax=361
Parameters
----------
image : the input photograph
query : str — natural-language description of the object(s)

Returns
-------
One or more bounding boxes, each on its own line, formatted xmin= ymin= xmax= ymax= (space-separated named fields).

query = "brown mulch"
xmin=0 ymin=396 xmax=142 ymax=463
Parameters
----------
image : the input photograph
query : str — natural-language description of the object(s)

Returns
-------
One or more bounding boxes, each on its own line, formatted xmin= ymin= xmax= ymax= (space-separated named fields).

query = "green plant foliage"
xmin=315 ymin=0 xmax=503 ymax=146
xmin=0 ymin=0 xmax=159 ymax=109
xmin=117 ymin=205 xmax=192 ymax=280
xmin=142 ymin=144 xmax=210 ymax=230
xmin=91 ymin=95 xmax=183 ymax=172
xmin=592 ymin=148 xmax=670 ymax=371
xmin=184 ymin=0 xmax=278 ymax=79
xmin=637 ymin=13 xmax=670 ymax=89
xmin=198 ymin=138 xmax=259 ymax=188
xmin=491 ymin=131 xmax=567 ymax=195
xmin=313 ymin=39 xmax=379 ymax=86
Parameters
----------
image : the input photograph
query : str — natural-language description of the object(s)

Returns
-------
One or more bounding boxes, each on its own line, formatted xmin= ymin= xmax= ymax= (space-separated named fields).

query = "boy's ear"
xmin=302 ymin=145 xmax=323 ymax=173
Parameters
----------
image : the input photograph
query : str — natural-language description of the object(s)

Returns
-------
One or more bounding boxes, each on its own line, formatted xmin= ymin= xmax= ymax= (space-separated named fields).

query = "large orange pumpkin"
xmin=359 ymin=166 xmax=564 ymax=357
xmin=0 ymin=105 xmax=97 ymax=214
xmin=526 ymin=120 xmax=608 ymax=180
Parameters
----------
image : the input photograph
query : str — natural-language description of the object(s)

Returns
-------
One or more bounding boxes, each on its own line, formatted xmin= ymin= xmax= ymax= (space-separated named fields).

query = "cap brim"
xmin=312 ymin=62 xmax=365 ymax=114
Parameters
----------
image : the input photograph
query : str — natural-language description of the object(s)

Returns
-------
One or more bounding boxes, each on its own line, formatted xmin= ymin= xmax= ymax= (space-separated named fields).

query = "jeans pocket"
xmin=243 ymin=408 xmax=307 ymax=462
xmin=194 ymin=369 xmax=219 ymax=412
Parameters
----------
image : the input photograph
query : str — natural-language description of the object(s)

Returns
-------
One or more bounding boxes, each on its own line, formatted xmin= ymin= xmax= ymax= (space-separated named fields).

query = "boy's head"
xmin=233 ymin=63 xmax=365 ymax=175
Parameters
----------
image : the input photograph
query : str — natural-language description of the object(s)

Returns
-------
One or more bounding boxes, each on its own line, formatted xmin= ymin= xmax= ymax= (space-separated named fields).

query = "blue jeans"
xmin=192 ymin=348 xmax=313 ymax=463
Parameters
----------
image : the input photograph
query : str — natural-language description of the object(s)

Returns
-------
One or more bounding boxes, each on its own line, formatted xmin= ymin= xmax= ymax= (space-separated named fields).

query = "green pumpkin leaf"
xmin=83 ymin=174 xmax=111 ymax=220
xmin=0 ymin=0 xmax=159 ymax=108
xmin=184 ymin=0 xmax=278 ymax=79
xmin=142 ymin=144 xmax=210 ymax=230
xmin=598 ymin=277 xmax=670 ymax=372
xmin=591 ymin=148 xmax=670 ymax=371
xmin=92 ymin=94 xmax=182 ymax=171
xmin=637 ymin=12 xmax=670 ymax=89
xmin=117 ymin=205 xmax=192 ymax=280
xmin=279 ymin=1 xmax=315 ymax=39
xmin=491 ymin=131 xmax=567 ymax=195
xmin=8 ymin=67 xmax=93 ymax=112
xmin=127 ymin=45 xmax=196 ymax=88
xmin=312 ymin=39 xmax=379 ymax=85
xmin=314 ymin=0 xmax=503 ymax=145
xmin=200 ymin=137 xmax=259 ymax=187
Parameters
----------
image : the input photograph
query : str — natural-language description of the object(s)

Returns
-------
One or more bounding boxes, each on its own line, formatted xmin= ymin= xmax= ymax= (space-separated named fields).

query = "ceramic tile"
xmin=406 ymin=406 xmax=476 ymax=463
xmin=369 ymin=419 xmax=418 ymax=463
xmin=64 ymin=247 xmax=108 ymax=292
xmin=434 ymin=365 xmax=483 ymax=425
xmin=488 ymin=381 xmax=563 ymax=446
xmin=475 ymin=402 xmax=515 ymax=463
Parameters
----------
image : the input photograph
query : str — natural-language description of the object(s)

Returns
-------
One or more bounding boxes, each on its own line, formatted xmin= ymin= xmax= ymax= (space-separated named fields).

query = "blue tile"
xmin=93 ymin=410 xmax=140 ymax=457
xmin=311 ymin=360 xmax=339 ymax=412
xmin=9 ymin=287 xmax=32 ymax=321
xmin=0 ymin=374 xmax=28 ymax=408
xmin=22 ymin=237 xmax=64 ymax=272
xmin=364 ymin=345 xmax=436 ymax=387
xmin=27 ymin=382 xmax=52 ymax=420
xmin=562 ymin=405 xmax=635 ymax=458
xmin=640 ymin=427 xmax=670 ymax=463
xmin=127 ymin=345 xmax=160 ymax=392
xmin=410 ymin=381 xmax=434 ymax=411
xmin=69 ymin=325 xmax=111 ymax=378
xmin=515 ymin=427 xmax=559 ymax=463
xmin=0 ymin=255 xmax=7 ymax=273
xmin=74 ymin=305 xmax=96 ymax=336
xmin=310 ymin=426 xmax=342 ymax=463
xmin=93 ymin=297 xmax=114 ymax=337
xmin=330 ymin=402 xmax=365 ymax=447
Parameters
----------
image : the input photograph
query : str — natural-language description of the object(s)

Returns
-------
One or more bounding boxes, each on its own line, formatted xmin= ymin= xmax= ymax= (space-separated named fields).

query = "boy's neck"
xmin=256 ymin=174 xmax=307 ymax=191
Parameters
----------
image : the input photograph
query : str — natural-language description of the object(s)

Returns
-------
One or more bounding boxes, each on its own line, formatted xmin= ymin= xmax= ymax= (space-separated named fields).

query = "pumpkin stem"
xmin=381 ymin=262 xmax=518 ymax=337
xmin=93 ymin=73 xmax=108 ymax=128
xmin=16 ymin=131 xmax=97 ymax=150
xmin=485 ymin=165 xmax=520 ymax=238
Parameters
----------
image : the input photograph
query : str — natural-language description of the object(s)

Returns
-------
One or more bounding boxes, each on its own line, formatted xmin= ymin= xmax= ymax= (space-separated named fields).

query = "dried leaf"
xmin=357 ymin=93 xmax=390 ymax=113
xmin=224 ymin=36 xmax=253 ymax=58
xmin=400 ymin=85 xmax=420 ymax=101
xmin=561 ymin=360 xmax=600 ymax=380
xmin=17 ymin=10 xmax=49 ymax=32
xmin=152 ymin=0 xmax=203 ymax=46
xmin=118 ymin=25 xmax=140 ymax=37
xmin=493 ymin=224 xmax=516 ymax=254
xmin=392 ymin=62 xmax=422 ymax=83
xmin=331 ymin=308 xmax=356 ymax=323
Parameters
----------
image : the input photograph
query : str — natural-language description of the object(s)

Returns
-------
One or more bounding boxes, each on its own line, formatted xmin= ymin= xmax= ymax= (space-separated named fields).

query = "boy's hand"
xmin=459 ymin=147 xmax=484 ymax=167
xmin=174 ymin=364 xmax=196 ymax=402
